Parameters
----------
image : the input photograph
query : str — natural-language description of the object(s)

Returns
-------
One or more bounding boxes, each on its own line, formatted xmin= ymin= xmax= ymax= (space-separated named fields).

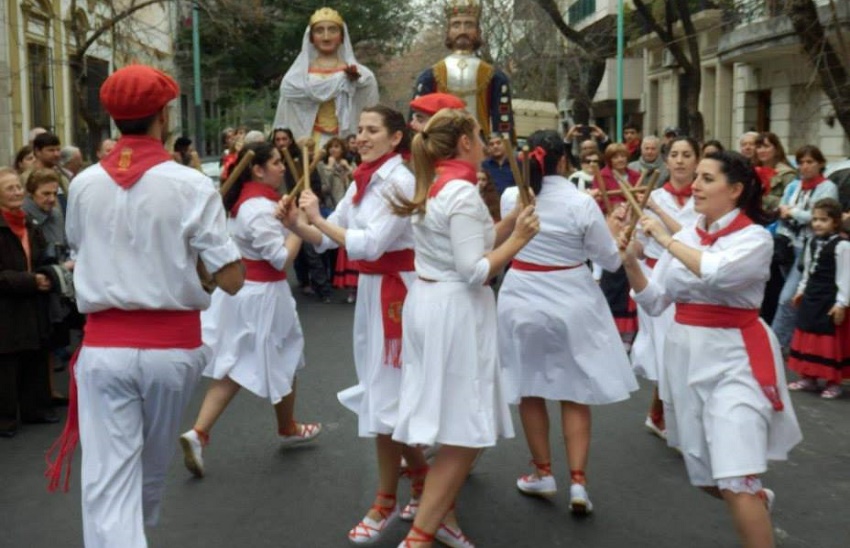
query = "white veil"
xmin=273 ymin=23 xmax=379 ymax=143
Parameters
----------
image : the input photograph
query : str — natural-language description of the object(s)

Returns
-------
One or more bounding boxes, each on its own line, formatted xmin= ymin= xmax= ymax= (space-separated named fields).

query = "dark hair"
xmin=755 ymin=131 xmax=790 ymax=167
xmin=624 ymin=122 xmax=641 ymax=133
xmin=323 ymin=137 xmax=348 ymax=161
xmin=14 ymin=145 xmax=33 ymax=172
xmin=25 ymin=167 xmax=60 ymax=194
xmin=812 ymin=198 xmax=842 ymax=227
xmin=668 ymin=136 xmax=701 ymax=157
xmin=222 ymin=142 xmax=277 ymax=214
xmin=361 ymin=105 xmax=411 ymax=156
xmin=701 ymin=139 xmax=724 ymax=154
xmin=525 ymin=130 xmax=566 ymax=196
xmin=272 ymin=127 xmax=295 ymax=143
xmin=704 ymin=150 xmax=767 ymax=225
xmin=794 ymin=144 xmax=827 ymax=172
xmin=33 ymin=132 xmax=60 ymax=151
xmin=115 ymin=114 xmax=158 ymax=136
xmin=174 ymin=137 xmax=192 ymax=155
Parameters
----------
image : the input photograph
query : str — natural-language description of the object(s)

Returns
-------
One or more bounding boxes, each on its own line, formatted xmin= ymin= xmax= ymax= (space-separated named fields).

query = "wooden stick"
xmin=606 ymin=185 xmax=650 ymax=196
xmin=623 ymin=171 xmax=661 ymax=241
xmin=595 ymin=173 xmax=611 ymax=213
xmin=517 ymin=146 xmax=532 ymax=208
xmin=286 ymin=144 xmax=311 ymax=197
xmin=617 ymin=180 xmax=644 ymax=217
xmin=504 ymin=139 xmax=524 ymax=198
xmin=219 ymin=149 xmax=255 ymax=197
xmin=281 ymin=148 xmax=301 ymax=184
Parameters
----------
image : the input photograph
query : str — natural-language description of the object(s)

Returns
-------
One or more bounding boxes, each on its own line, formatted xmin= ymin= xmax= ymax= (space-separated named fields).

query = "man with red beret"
xmin=408 ymin=92 xmax=466 ymax=133
xmin=46 ymin=64 xmax=244 ymax=547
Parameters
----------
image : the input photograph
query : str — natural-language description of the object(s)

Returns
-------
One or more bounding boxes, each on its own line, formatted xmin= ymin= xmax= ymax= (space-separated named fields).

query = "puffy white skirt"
xmin=337 ymin=272 xmax=416 ymax=438
xmin=661 ymin=320 xmax=803 ymax=486
xmin=631 ymin=261 xmax=673 ymax=382
xmin=498 ymin=266 xmax=638 ymax=405
xmin=392 ymin=280 xmax=514 ymax=448
xmin=202 ymin=280 xmax=305 ymax=404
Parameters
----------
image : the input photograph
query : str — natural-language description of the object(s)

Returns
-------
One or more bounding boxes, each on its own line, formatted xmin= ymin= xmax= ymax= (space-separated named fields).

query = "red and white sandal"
xmin=348 ymin=492 xmax=398 ymax=545
xmin=401 ymin=466 xmax=429 ymax=521
xmin=435 ymin=522 xmax=475 ymax=548
xmin=278 ymin=421 xmax=322 ymax=447
xmin=397 ymin=525 xmax=435 ymax=548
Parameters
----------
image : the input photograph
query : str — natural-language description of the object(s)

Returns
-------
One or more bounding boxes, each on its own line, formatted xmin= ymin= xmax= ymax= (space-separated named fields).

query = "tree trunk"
xmin=786 ymin=0 xmax=850 ymax=139
xmin=565 ymin=58 xmax=606 ymax=125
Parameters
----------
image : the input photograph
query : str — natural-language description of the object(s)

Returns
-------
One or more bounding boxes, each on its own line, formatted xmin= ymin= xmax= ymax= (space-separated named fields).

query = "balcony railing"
xmin=722 ymin=0 xmax=789 ymax=29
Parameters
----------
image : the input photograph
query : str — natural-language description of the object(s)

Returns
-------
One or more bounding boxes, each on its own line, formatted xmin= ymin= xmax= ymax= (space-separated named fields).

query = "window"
xmin=27 ymin=42 xmax=53 ymax=131
xmin=568 ymin=0 xmax=596 ymax=25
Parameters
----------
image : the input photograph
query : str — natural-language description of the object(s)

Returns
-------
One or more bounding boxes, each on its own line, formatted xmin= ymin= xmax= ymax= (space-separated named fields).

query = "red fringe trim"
xmin=45 ymin=349 xmax=80 ymax=493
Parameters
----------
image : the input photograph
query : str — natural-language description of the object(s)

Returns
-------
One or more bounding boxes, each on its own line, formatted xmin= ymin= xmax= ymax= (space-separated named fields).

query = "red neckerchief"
xmin=352 ymin=152 xmax=396 ymax=205
xmin=754 ymin=166 xmax=776 ymax=196
xmin=221 ymin=153 xmax=238 ymax=181
xmin=626 ymin=140 xmax=640 ymax=157
xmin=695 ymin=211 xmax=753 ymax=246
xmin=662 ymin=181 xmax=693 ymax=206
xmin=100 ymin=135 xmax=173 ymax=189
xmin=1 ymin=208 xmax=30 ymax=270
xmin=801 ymin=174 xmax=827 ymax=192
xmin=428 ymin=159 xmax=478 ymax=198
xmin=231 ymin=182 xmax=280 ymax=217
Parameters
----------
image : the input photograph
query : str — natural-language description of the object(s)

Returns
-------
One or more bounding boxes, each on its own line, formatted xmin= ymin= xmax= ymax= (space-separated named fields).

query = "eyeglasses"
xmin=582 ymin=159 xmax=600 ymax=164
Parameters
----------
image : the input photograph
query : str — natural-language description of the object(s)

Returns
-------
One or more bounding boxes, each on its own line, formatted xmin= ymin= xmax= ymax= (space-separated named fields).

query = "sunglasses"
xmin=582 ymin=159 xmax=600 ymax=164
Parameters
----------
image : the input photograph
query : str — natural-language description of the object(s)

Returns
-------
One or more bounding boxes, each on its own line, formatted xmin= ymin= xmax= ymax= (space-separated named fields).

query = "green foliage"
xmin=179 ymin=0 xmax=418 ymax=104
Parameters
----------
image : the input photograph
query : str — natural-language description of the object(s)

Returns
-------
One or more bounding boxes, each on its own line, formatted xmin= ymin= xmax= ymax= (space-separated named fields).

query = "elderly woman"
xmin=0 ymin=168 xmax=55 ymax=437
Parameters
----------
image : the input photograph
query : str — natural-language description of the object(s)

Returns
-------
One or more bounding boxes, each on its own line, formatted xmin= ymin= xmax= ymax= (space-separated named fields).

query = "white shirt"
xmin=316 ymin=154 xmax=415 ymax=260
xmin=414 ymin=180 xmax=495 ymax=285
xmin=796 ymin=236 xmax=850 ymax=307
xmin=500 ymin=176 xmax=620 ymax=272
xmin=67 ymin=161 xmax=240 ymax=313
xmin=638 ymin=186 xmax=698 ymax=260
xmin=633 ymin=209 xmax=773 ymax=316
xmin=231 ymin=198 xmax=290 ymax=270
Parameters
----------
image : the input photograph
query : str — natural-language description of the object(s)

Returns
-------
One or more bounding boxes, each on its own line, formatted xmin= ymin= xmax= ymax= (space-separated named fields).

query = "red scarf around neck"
xmin=801 ymin=174 xmax=827 ymax=192
xmin=100 ymin=135 xmax=173 ymax=189
xmin=428 ymin=159 xmax=478 ymax=198
xmin=662 ymin=181 xmax=693 ymax=206
xmin=2 ymin=208 xmax=26 ymax=240
xmin=230 ymin=182 xmax=280 ymax=217
xmin=695 ymin=211 xmax=753 ymax=246
xmin=754 ymin=166 xmax=776 ymax=196
xmin=352 ymin=152 xmax=397 ymax=205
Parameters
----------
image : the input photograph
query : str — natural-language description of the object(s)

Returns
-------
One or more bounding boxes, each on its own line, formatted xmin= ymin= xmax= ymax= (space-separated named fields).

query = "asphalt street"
xmin=2 ymin=286 xmax=850 ymax=547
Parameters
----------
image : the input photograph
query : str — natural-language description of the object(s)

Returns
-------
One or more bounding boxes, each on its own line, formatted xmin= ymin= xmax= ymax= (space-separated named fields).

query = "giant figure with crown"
xmin=273 ymin=7 xmax=379 ymax=145
xmin=413 ymin=0 xmax=515 ymax=141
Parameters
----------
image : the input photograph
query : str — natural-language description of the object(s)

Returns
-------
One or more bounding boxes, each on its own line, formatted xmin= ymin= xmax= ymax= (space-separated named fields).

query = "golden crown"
xmin=310 ymin=7 xmax=344 ymax=27
xmin=445 ymin=0 xmax=481 ymax=19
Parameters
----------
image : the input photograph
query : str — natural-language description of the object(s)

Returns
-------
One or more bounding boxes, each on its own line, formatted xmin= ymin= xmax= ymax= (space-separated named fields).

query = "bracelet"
xmin=665 ymin=239 xmax=676 ymax=251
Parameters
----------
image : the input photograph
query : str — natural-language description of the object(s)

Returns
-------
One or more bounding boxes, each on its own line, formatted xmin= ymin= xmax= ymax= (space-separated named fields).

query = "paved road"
xmin=3 ymin=288 xmax=850 ymax=547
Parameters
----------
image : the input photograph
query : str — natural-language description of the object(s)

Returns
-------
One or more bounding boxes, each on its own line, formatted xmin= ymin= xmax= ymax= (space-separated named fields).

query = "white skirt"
xmin=337 ymin=272 xmax=416 ymax=438
xmin=392 ymin=280 xmax=514 ymax=448
xmin=498 ymin=266 xmax=638 ymax=405
xmin=661 ymin=320 xmax=803 ymax=486
xmin=202 ymin=280 xmax=305 ymax=404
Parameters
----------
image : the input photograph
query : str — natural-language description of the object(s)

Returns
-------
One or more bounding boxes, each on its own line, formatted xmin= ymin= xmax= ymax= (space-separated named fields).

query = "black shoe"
xmin=22 ymin=410 xmax=60 ymax=424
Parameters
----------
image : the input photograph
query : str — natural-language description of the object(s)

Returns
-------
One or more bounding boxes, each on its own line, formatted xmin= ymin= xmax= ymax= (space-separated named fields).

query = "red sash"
xmin=511 ymin=259 xmax=582 ymax=272
xmin=46 ymin=309 xmax=202 ymax=493
xmin=674 ymin=303 xmax=784 ymax=412
xmin=243 ymin=258 xmax=287 ymax=282
xmin=353 ymin=249 xmax=415 ymax=368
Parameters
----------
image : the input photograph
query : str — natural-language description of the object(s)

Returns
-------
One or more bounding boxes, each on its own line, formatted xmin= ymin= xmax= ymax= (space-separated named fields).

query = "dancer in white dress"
xmin=390 ymin=109 xmax=539 ymax=548
xmin=179 ymin=142 xmax=321 ymax=478
xmin=632 ymin=137 xmax=700 ymax=439
xmin=620 ymin=151 xmax=803 ymax=547
xmin=281 ymin=106 xmax=429 ymax=545
xmin=497 ymin=130 xmax=637 ymax=515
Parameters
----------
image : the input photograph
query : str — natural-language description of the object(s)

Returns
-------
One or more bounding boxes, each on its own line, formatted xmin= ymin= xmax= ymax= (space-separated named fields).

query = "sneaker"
xmin=517 ymin=473 xmax=557 ymax=497
xmin=400 ymin=496 xmax=419 ymax=521
xmin=435 ymin=523 xmax=475 ymax=548
xmin=179 ymin=430 xmax=205 ymax=478
xmin=644 ymin=415 xmax=667 ymax=440
xmin=569 ymin=483 xmax=593 ymax=515
xmin=821 ymin=384 xmax=842 ymax=399
xmin=348 ymin=506 xmax=398 ymax=545
xmin=788 ymin=377 xmax=818 ymax=391
xmin=279 ymin=422 xmax=323 ymax=447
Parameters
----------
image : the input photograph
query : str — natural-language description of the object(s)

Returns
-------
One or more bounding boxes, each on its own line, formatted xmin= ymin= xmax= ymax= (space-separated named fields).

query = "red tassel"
xmin=45 ymin=348 xmax=81 ymax=493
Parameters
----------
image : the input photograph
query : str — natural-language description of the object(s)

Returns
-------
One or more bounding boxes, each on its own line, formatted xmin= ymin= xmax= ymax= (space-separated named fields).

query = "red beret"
xmin=409 ymin=93 xmax=466 ymax=116
xmin=100 ymin=65 xmax=179 ymax=120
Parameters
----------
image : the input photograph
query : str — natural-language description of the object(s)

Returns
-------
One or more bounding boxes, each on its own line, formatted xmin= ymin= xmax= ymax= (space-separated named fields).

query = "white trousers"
xmin=75 ymin=346 xmax=206 ymax=548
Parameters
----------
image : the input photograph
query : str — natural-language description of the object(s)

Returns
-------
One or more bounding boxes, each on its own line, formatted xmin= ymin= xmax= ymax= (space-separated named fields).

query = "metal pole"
xmin=616 ymin=0 xmax=624 ymax=142
xmin=192 ymin=1 xmax=204 ymax=154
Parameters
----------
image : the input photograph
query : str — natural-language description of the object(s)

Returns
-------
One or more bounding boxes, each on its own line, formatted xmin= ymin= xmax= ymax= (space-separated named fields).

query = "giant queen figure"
xmin=413 ymin=0 xmax=515 ymax=141
xmin=274 ymin=7 xmax=379 ymax=145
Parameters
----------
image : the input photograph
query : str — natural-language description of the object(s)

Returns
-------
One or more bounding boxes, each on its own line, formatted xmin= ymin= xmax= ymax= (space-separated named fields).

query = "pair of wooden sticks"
xmin=501 ymin=137 xmax=533 ymax=208
xmin=615 ymin=170 xmax=662 ymax=241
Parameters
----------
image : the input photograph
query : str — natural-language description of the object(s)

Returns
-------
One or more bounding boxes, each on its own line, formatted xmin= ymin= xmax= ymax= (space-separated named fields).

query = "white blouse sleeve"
xmin=698 ymin=227 xmax=772 ymax=291
xmin=191 ymin=186 xmax=242 ymax=273
xmin=243 ymin=203 xmax=289 ymax=271
xmin=583 ymin=201 xmax=621 ymax=272
xmin=631 ymin=250 xmax=675 ymax=316
xmin=448 ymin=184 xmax=491 ymax=286
xmin=835 ymin=241 xmax=850 ymax=307
xmin=316 ymin=185 xmax=354 ymax=253
xmin=344 ymin=181 xmax=414 ymax=261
